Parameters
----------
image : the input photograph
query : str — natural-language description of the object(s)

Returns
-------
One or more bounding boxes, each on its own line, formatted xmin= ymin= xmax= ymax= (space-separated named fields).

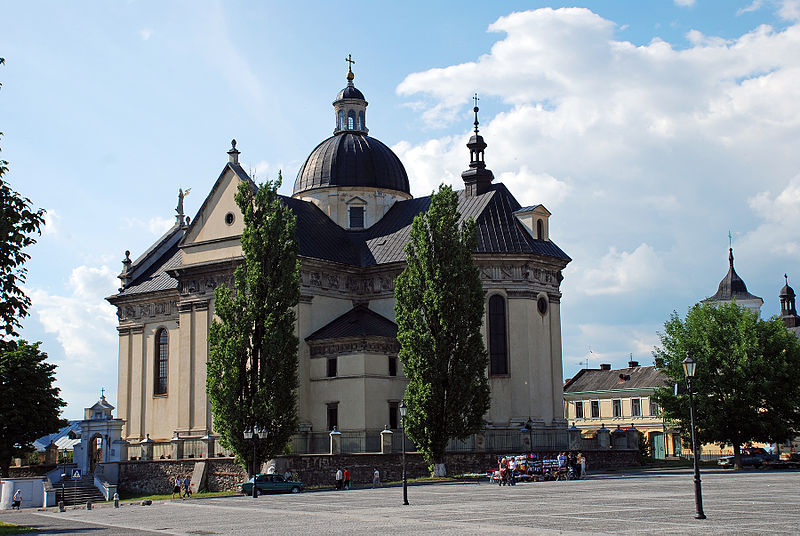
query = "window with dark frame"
xmin=590 ymin=400 xmax=600 ymax=418
xmin=612 ymin=399 xmax=622 ymax=418
xmin=349 ymin=206 xmax=364 ymax=228
xmin=536 ymin=219 xmax=543 ymax=239
xmin=327 ymin=357 xmax=337 ymax=378
xmin=631 ymin=398 xmax=641 ymax=417
xmin=327 ymin=403 xmax=338 ymax=431
xmin=649 ymin=399 xmax=660 ymax=416
xmin=488 ymin=294 xmax=508 ymax=375
xmin=389 ymin=401 xmax=399 ymax=430
xmin=575 ymin=400 xmax=584 ymax=419
xmin=155 ymin=329 xmax=168 ymax=395
xmin=388 ymin=356 xmax=397 ymax=377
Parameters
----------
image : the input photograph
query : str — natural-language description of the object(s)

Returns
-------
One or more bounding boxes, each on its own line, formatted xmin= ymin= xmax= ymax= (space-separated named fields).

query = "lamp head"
xmin=682 ymin=353 xmax=697 ymax=378
xmin=399 ymin=401 xmax=407 ymax=418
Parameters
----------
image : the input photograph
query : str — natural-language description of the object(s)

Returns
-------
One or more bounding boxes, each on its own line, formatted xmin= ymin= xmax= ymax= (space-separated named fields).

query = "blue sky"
xmin=2 ymin=1 xmax=800 ymax=419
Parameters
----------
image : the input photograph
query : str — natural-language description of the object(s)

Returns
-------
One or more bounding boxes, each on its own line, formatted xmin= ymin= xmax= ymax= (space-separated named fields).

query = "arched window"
xmin=358 ymin=111 xmax=365 ymax=130
xmin=155 ymin=329 xmax=168 ymax=395
xmin=536 ymin=219 xmax=543 ymax=240
xmin=338 ymin=110 xmax=345 ymax=130
xmin=347 ymin=110 xmax=356 ymax=130
xmin=488 ymin=295 xmax=508 ymax=375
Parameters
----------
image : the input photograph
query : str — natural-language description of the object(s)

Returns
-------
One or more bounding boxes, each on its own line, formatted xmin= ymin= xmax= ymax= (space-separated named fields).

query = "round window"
xmin=225 ymin=212 xmax=235 ymax=225
xmin=537 ymin=296 xmax=548 ymax=315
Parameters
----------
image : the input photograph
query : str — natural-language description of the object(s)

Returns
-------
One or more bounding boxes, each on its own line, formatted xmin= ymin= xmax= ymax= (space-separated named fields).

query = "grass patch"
xmin=0 ymin=521 xmax=35 ymax=535
xmin=118 ymin=490 xmax=238 ymax=502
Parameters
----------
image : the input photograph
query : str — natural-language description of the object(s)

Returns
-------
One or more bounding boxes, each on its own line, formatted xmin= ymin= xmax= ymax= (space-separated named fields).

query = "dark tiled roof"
xmin=112 ymin=180 xmax=571 ymax=300
xmin=707 ymin=248 xmax=762 ymax=303
xmin=563 ymin=366 xmax=669 ymax=393
xmin=306 ymin=305 xmax=397 ymax=341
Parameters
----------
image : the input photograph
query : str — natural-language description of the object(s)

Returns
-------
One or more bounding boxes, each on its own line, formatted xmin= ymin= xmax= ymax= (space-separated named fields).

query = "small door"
xmin=651 ymin=432 xmax=666 ymax=459
xmin=672 ymin=434 xmax=682 ymax=456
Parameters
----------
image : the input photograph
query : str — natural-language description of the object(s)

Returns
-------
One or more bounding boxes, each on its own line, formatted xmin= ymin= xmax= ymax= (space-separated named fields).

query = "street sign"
xmin=71 ymin=469 xmax=82 ymax=480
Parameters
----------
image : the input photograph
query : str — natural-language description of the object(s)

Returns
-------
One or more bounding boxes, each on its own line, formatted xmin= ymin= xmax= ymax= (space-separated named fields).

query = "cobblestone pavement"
xmin=2 ymin=468 xmax=799 ymax=535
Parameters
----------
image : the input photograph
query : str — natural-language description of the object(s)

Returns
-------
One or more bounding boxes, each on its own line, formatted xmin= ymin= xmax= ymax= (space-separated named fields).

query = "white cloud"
xmin=576 ymin=244 xmax=668 ymax=296
xmin=42 ymin=208 xmax=61 ymax=237
xmin=778 ymin=0 xmax=800 ymax=20
xmin=123 ymin=216 xmax=175 ymax=236
xmin=675 ymin=0 xmax=696 ymax=7
xmin=139 ymin=28 xmax=153 ymax=41
xmin=28 ymin=265 xmax=119 ymax=415
xmin=744 ymin=175 xmax=800 ymax=255
xmin=562 ymin=323 xmax=661 ymax=372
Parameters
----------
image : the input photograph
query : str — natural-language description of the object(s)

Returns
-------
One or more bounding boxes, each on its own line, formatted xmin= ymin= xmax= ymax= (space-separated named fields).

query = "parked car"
xmin=237 ymin=474 xmax=304 ymax=495
xmin=718 ymin=447 xmax=777 ymax=468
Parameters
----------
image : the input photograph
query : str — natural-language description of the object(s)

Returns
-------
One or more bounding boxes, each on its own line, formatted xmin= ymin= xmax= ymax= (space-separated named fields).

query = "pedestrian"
xmin=284 ymin=469 xmax=292 ymax=482
xmin=182 ymin=474 xmax=191 ymax=499
xmin=508 ymin=457 xmax=517 ymax=485
xmin=575 ymin=452 xmax=583 ymax=479
xmin=335 ymin=468 xmax=343 ymax=490
xmin=172 ymin=475 xmax=182 ymax=499
xmin=557 ymin=451 xmax=567 ymax=468
xmin=12 ymin=489 xmax=22 ymax=510
xmin=343 ymin=468 xmax=350 ymax=490
xmin=372 ymin=468 xmax=381 ymax=488
xmin=579 ymin=452 xmax=587 ymax=478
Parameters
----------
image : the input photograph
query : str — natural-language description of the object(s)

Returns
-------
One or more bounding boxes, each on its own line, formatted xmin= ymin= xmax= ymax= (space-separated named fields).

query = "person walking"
xmin=182 ymin=474 xmax=191 ymax=499
xmin=372 ymin=468 xmax=381 ymax=488
xmin=172 ymin=475 xmax=182 ymax=499
xmin=12 ymin=489 xmax=22 ymax=510
xmin=343 ymin=468 xmax=350 ymax=490
xmin=335 ymin=468 xmax=343 ymax=490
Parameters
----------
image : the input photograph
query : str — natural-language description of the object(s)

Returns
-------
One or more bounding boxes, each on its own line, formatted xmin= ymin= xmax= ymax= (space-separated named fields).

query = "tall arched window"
xmin=536 ymin=219 xmax=543 ymax=240
xmin=488 ymin=295 xmax=508 ymax=375
xmin=155 ymin=329 xmax=168 ymax=395
xmin=358 ymin=111 xmax=365 ymax=130
xmin=338 ymin=110 xmax=345 ymax=130
xmin=347 ymin=110 xmax=356 ymax=130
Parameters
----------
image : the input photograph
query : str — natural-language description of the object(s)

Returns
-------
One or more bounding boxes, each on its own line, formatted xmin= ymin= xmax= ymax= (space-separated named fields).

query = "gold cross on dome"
xmin=345 ymin=54 xmax=355 ymax=71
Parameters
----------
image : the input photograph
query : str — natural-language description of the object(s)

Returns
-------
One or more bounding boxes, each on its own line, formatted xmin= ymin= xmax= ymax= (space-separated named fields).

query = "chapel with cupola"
xmin=108 ymin=57 xmax=572 ymax=455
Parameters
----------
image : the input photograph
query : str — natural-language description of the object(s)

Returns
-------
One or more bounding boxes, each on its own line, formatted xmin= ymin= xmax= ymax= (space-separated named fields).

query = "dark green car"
xmin=237 ymin=474 xmax=304 ymax=495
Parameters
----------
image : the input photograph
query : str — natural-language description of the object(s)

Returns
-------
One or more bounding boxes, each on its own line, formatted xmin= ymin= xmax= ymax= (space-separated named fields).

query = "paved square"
xmin=2 ymin=469 xmax=799 ymax=535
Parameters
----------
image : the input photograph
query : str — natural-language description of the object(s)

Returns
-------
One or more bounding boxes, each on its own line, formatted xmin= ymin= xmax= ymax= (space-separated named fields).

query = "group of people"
xmin=495 ymin=452 xmax=586 ymax=484
xmin=334 ymin=467 xmax=381 ymax=489
xmin=171 ymin=474 xmax=192 ymax=499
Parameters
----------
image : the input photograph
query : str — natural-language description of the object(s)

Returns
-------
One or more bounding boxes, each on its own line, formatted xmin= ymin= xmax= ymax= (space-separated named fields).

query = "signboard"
xmin=71 ymin=469 xmax=82 ymax=480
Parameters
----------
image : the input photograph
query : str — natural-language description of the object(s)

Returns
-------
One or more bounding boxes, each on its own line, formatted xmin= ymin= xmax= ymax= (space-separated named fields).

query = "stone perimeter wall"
xmin=115 ymin=450 xmax=640 ymax=495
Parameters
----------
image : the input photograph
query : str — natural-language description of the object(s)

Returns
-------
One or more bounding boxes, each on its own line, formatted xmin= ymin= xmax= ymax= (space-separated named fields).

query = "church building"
xmin=107 ymin=63 xmax=572 ymax=451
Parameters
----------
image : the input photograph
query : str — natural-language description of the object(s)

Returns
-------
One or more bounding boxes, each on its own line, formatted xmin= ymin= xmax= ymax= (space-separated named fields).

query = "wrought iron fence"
xmin=445 ymin=435 xmax=476 ymax=452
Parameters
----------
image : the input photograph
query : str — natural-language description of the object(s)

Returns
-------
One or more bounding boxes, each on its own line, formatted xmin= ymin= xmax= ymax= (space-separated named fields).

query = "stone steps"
xmin=55 ymin=478 xmax=106 ymax=506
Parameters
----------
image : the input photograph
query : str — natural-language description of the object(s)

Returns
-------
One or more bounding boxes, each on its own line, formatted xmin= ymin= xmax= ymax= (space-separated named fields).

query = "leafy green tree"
xmin=1 ymin=58 xmax=46 ymax=339
xmin=207 ymin=174 xmax=300 ymax=476
xmin=394 ymin=184 xmax=490 ymax=476
xmin=0 ymin=340 xmax=67 ymax=477
xmin=654 ymin=302 xmax=800 ymax=469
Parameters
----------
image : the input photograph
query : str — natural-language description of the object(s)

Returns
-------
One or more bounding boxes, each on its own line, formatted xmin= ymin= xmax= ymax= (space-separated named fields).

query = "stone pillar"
xmin=45 ymin=442 xmax=58 ymax=465
xmin=568 ymin=425 xmax=582 ymax=450
xmin=170 ymin=435 xmax=184 ymax=460
xmin=140 ymin=435 xmax=154 ymax=461
xmin=626 ymin=426 xmax=641 ymax=450
xmin=597 ymin=426 xmax=610 ymax=449
xmin=475 ymin=431 xmax=486 ymax=452
xmin=113 ymin=440 xmax=129 ymax=462
xmin=329 ymin=428 xmax=342 ymax=455
xmin=380 ymin=428 xmax=393 ymax=454
xmin=203 ymin=434 xmax=216 ymax=458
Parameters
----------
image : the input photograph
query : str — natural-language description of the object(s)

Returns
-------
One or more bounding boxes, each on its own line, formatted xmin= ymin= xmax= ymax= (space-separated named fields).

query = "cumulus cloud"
xmin=744 ymin=175 xmax=800 ymax=255
xmin=28 ymin=265 xmax=119 ymax=415
xmin=575 ymin=244 xmax=668 ymax=296
xmin=675 ymin=0 xmax=696 ymax=6
xmin=42 ymin=208 xmax=61 ymax=237
xmin=139 ymin=28 xmax=153 ymax=41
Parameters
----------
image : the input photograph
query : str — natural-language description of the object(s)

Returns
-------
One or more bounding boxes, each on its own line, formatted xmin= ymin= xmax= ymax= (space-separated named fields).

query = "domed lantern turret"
xmin=333 ymin=54 xmax=368 ymax=135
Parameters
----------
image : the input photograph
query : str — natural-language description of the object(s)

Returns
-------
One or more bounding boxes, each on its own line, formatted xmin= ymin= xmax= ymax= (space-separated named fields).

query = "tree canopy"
xmin=207 ymin=174 xmax=300 ymax=475
xmin=654 ymin=302 xmax=800 ymax=468
xmin=0 ymin=340 xmax=67 ymax=476
xmin=394 ymin=184 xmax=490 ymax=476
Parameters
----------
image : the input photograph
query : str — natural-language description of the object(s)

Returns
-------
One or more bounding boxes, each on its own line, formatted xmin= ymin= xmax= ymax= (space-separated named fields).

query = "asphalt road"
xmin=2 ymin=468 xmax=799 ymax=535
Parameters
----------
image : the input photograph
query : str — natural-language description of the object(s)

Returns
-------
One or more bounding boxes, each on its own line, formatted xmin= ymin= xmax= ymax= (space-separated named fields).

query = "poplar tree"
xmin=207 ymin=174 xmax=300 ymax=476
xmin=394 ymin=184 xmax=490 ymax=476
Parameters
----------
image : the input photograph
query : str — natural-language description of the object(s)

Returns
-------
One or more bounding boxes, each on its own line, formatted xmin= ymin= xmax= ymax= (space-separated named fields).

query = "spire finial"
xmin=345 ymin=54 xmax=355 ymax=83
xmin=728 ymin=231 xmax=734 ymax=267
xmin=786 ymin=273 xmax=789 ymax=286
xmin=101 ymin=387 xmax=105 ymax=400
xmin=472 ymin=93 xmax=480 ymax=134
xmin=228 ymin=138 xmax=240 ymax=164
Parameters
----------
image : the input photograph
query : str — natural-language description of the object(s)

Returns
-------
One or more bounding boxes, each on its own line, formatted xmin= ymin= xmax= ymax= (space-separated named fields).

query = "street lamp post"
xmin=243 ymin=428 xmax=260 ymax=499
xmin=683 ymin=353 xmax=706 ymax=520
xmin=399 ymin=401 xmax=409 ymax=506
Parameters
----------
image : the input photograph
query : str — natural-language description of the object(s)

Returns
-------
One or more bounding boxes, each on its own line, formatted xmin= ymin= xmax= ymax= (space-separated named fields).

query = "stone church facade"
xmin=107 ymin=65 xmax=572 ymax=451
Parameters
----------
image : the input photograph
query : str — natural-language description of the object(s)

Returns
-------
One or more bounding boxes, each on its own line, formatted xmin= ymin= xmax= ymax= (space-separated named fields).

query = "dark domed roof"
xmin=336 ymin=86 xmax=365 ymax=101
xmin=709 ymin=248 xmax=762 ymax=303
xmin=293 ymin=132 xmax=410 ymax=195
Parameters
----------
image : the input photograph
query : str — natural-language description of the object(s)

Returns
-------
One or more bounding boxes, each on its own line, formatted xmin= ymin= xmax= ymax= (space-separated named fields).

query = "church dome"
xmin=293 ymin=132 xmax=410 ymax=195
xmin=293 ymin=58 xmax=410 ymax=196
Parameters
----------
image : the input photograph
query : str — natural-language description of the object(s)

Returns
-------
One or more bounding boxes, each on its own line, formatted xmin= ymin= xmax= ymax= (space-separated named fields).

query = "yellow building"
xmin=563 ymin=362 xmax=682 ymax=459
